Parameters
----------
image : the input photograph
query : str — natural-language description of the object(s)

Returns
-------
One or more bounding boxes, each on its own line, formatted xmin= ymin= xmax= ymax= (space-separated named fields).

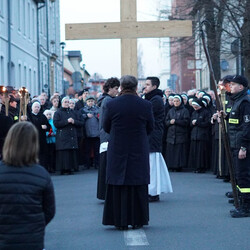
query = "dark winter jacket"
xmin=81 ymin=105 xmax=100 ymax=138
xmin=7 ymin=106 xmax=19 ymax=123
xmin=0 ymin=162 xmax=55 ymax=250
xmin=103 ymin=94 xmax=154 ymax=185
xmin=0 ymin=114 xmax=13 ymax=158
xmin=190 ymin=107 xmax=211 ymax=141
xmin=28 ymin=112 xmax=51 ymax=155
xmin=165 ymin=105 xmax=190 ymax=144
xmin=75 ymin=99 xmax=85 ymax=110
xmin=144 ymin=89 xmax=164 ymax=152
xmin=97 ymin=93 xmax=113 ymax=144
xmin=53 ymin=107 xmax=83 ymax=150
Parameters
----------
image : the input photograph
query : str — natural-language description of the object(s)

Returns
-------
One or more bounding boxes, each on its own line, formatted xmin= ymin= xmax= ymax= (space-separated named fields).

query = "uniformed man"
xmin=225 ymin=75 xmax=250 ymax=218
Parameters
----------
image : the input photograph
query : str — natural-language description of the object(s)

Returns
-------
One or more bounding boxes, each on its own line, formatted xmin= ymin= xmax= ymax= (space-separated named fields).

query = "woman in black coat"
xmin=102 ymin=75 xmax=154 ymax=230
xmin=28 ymin=101 xmax=51 ymax=169
xmin=0 ymin=122 xmax=55 ymax=250
xmin=165 ymin=94 xmax=190 ymax=171
xmin=53 ymin=96 xmax=83 ymax=174
xmin=188 ymin=98 xmax=211 ymax=173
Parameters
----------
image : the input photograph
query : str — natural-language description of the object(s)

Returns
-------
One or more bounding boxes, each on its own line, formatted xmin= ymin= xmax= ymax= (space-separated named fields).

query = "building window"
xmin=24 ymin=65 xmax=27 ymax=84
xmin=18 ymin=0 xmax=21 ymax=31
xmin=41 ymin=62 xmax=44 ymax=85
xmin=32 ymin=7 xmax=35 ymax=41
xmin=34 ymin=70 xmax=37 ymax=94
xmin=28 ymin=2 xmax=30 ymax=39
xmin=0 ymin=0 xmax=3 ymax=17
xmin=0 ymin=56 xmax=4 ymax=85
xmin=10 ymin=62 xmax=15 ymax=86
xmin=18 ymin=63 xmax=22 ymax=88
xmin=28 ymin=68 xmax=32 ymax=91
xmin=23 ymin=0 xmax=26 ymax=36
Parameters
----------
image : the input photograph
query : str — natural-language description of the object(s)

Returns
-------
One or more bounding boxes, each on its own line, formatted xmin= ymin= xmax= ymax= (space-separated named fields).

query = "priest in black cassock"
xmin=102 ymin=75 xmax=154 ymax=230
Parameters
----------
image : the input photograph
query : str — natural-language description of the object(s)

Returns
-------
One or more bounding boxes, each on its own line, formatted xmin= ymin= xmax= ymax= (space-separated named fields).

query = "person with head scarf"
xmin=188 ymin=98 xmax=211 ymax=173
xmin=27 ymin=101 xmax=51 ymax=169
xmin=165 ymin=94 xmax=190 ymax=171
xmin=53 ymin=96 xmax=83 ymax=175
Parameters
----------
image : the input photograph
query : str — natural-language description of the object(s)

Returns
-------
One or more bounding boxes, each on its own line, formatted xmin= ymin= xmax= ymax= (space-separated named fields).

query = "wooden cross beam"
xmin=65 ymin=0 xmax=192 ymax=77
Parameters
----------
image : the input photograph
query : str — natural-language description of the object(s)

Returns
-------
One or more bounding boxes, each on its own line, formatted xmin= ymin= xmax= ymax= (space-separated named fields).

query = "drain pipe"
xmin=7 ymin=0 xmax=11 ymax=85
xmin=37 ymin=2 xmax=45 ymax=93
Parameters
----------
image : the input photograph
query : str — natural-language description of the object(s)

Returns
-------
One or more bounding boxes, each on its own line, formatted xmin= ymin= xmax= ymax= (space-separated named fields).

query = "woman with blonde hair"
xmin=0 ymin=122 xmax=55 ymax=249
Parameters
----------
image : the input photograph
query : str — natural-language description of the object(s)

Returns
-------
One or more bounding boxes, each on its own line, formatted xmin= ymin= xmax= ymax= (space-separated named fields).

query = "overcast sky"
xmin=60 ymin=0 xmax=164 ymax=79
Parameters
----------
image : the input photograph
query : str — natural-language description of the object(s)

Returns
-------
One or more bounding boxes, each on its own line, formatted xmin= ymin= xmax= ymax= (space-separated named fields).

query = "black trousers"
xmin=232 ymin=149 xmax=250 ymax=200
xmin=85 ymin=137 xmax=100 ymax=168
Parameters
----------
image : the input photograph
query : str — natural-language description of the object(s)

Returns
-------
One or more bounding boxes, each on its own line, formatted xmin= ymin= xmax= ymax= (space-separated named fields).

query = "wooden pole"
xmin=200 ymin=22 xmax=239 ymax=208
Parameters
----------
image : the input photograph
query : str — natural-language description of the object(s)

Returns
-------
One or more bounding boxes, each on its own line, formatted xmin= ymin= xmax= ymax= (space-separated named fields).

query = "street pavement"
xmin=45 ymin=169 xmax=250 ymax=250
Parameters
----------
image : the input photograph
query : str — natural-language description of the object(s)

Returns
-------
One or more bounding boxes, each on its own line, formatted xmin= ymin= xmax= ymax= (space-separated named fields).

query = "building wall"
xmin=0 ymin=0 xmax=62 ymax=97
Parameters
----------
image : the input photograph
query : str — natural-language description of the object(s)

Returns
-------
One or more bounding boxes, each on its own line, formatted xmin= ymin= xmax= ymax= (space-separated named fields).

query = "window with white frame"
xmin=23 ymin=0 xmax=26 ymax=36
xmin=18 ymin=0 xmax=21 ymax=31
xmin=28 ymin=2 xmax=30 ymax=39
xmin=0 ymin=56 xmax=4 ymax=85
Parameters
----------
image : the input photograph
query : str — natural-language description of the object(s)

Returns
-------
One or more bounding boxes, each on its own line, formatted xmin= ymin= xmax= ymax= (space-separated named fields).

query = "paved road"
xmin=45 ymin=170 xmax=250 ymax=250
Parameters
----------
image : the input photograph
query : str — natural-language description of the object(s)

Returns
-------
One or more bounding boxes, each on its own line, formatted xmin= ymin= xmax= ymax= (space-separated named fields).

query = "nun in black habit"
xmin=188 ymin=98 xmax=211 ymax=173
xmin=102 ymin=75 xmax=154 ymax=230
xmin=165 ymin=94 xmax=190 ymax=171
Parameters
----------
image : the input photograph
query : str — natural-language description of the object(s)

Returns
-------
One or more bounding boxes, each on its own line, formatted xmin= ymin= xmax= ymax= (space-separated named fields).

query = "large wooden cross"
xmin=65 ymin=0 xmax=192 ymax=77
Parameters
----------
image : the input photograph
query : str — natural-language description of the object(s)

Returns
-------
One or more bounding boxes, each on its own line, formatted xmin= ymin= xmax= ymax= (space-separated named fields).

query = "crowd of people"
xmin=0 ymin=73 xmax=249 ymax=246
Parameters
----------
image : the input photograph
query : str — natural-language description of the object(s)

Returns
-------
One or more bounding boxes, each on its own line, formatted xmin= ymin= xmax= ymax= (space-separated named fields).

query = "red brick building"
xmin=170 ymin=0 xmax=196 ymax=92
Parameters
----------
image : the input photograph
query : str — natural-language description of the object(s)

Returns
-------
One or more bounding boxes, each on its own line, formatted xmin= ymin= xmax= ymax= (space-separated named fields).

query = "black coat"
xmin=103 ymin=94 xmax=154 ymax=185
xmin=0 ymin=114 xmax=13 ymax=157
xmin=145 ymin=89 xmax=164 ymax=152
xmin=165 ymin=105 xmax=190 ymax=144
xmin=0 ymin=162 xmax=55 ymax=250
xmin=53 ymin=107 xmax=83 ymax=151
xmin=28 ymin=112 xmax=51 ymax=155
xmin=190 ymin=107 xmax=211 ymax=141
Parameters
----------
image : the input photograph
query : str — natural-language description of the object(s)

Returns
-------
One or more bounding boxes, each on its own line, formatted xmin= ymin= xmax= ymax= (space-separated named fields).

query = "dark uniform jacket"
xmin=144 ymin=89 xmax=164 ymax=152
xmin=0 ymin=162 xmax=55 ymax=250
xmin=103 ymin=94 xmax=154 ymax=185
xmin=53 ymin=107 xmax=83 ymax=151
xmin=227 ymin=89 xmax=250 ymax=150
xmin=165 ymin=105 xmax=190 ymax=144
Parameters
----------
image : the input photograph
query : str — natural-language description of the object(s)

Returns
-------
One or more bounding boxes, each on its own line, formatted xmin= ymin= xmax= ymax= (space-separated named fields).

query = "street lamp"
xmin=60 ymin=42 xmax=66 ymax=94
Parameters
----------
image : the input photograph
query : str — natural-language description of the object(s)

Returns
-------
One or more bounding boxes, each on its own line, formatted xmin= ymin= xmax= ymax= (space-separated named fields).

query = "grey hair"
xmin=120 ymin=75 xmax=138 ymax=91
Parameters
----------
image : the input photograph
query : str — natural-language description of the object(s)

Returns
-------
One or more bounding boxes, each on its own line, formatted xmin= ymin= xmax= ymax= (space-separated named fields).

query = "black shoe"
xmin=230 ymin=208 xmax=250 ymax=218
xmin=132 ymin=225 xmax=143 ymax=230
xmin=228 ymin=199 xmax=234 ymax=204
xmin=148 ymin=195 xmax=160 ymax=202
xmin=225 ymin=191 xmax=233 ymax=198
xmin=115 ymin=226 xmax=128 ymax=230
xmin=197 ymin=170 xmax=206 ymax=173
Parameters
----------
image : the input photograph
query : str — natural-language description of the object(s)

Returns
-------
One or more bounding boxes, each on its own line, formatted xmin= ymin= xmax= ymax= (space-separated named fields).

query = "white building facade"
xmin=0 ymin=0 xmax=62 ymax=97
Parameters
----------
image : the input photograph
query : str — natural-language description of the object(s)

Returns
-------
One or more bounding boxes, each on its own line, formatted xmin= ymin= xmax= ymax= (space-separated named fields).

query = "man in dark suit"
xmin=102 ymin=75 xmax=154 ymax=230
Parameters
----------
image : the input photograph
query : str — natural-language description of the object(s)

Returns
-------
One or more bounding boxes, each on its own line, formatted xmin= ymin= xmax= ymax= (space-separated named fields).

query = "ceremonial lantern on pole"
xmin=18 ymin=87 xmax=29 ymax=121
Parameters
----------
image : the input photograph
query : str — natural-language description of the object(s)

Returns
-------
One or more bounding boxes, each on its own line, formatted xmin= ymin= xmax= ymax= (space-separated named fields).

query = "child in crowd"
xmin=44 ymin=109 xmax=56 ymax=173
xmin=81 ymin=96 xmax=100 ymax=169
